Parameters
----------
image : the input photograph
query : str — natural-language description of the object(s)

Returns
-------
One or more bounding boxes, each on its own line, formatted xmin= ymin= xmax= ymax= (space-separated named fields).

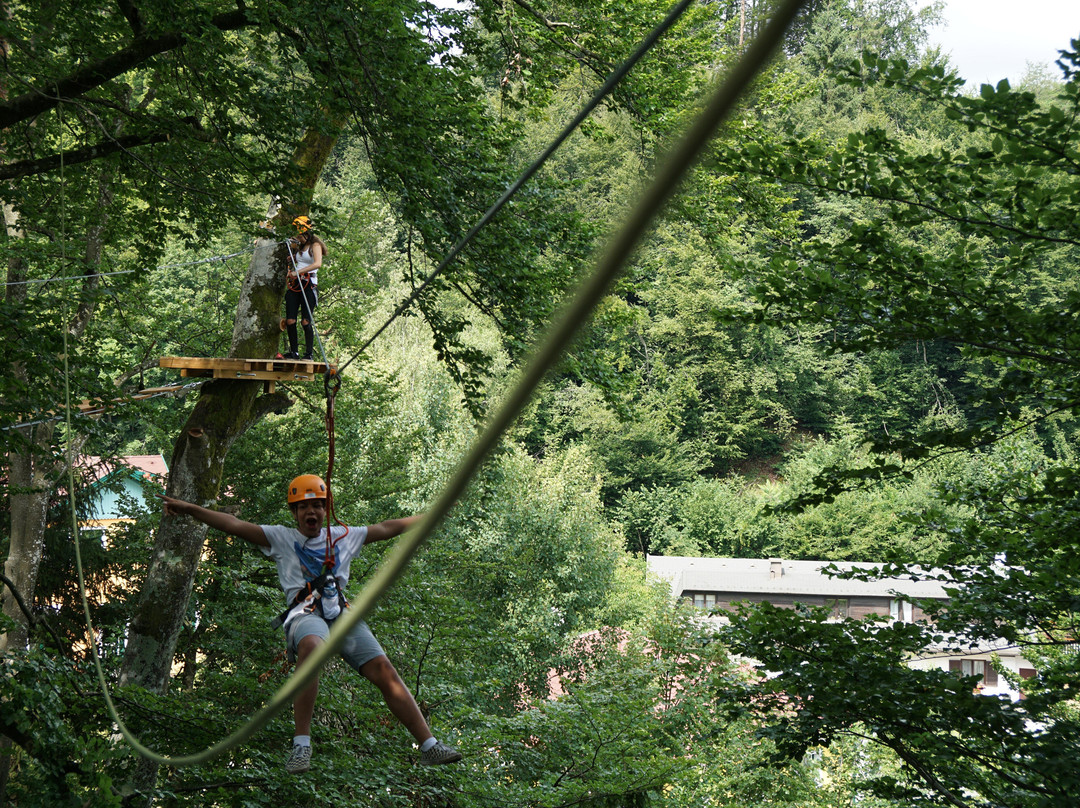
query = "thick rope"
xmin=69 ymin=0 xmax=806 ymax=766
xmin=283 ymin=0 xmax=809 ymax=752
xmin=4 ymin=268 xmax=136 ymax=287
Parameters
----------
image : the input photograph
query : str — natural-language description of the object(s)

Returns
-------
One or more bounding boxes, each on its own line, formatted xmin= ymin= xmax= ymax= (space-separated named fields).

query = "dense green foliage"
xmin=4 ymin=0 xmax=1080 ymax=806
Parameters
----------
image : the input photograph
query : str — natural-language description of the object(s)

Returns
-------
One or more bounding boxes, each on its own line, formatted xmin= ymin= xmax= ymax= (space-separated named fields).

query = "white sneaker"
xmin=285 ymin=743 xmax=312 ymax=774
xmin=419 ymin=740 xmax=462 ymax=766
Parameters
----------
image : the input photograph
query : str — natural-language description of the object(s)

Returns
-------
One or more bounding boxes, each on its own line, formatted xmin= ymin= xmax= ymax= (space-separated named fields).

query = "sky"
xmin=918 ymin=0 xmax=1080 ymax=86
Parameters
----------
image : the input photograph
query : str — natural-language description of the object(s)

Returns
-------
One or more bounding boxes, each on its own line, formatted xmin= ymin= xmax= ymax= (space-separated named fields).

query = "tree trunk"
xmin=1 ymin=209 xmax=44 ymax=657
xmin=119 ymin=237 xmax=291 ymax=691
xmin=1 ymin=190 xmax=105 ymax=801
xmin=116 ymin=376 xmax=291 ymax=690
xmin=116 ymin=118 xmax=341 ymax=806
xmin=1 ymin=176 xmax=108 ymax=653
xmin=1 ymin=429 xmax=53 ymax=655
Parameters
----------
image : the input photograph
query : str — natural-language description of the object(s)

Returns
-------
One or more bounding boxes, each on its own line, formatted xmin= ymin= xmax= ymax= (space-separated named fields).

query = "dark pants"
xmin=285 ymin=286 xmax=318 ymax=356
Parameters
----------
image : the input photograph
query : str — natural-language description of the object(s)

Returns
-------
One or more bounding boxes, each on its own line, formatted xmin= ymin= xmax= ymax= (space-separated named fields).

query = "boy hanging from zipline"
xmin=159 ymin=475 xmax=463 ymax=774
xmin=279 ymin=215 xmax=325 ymax=361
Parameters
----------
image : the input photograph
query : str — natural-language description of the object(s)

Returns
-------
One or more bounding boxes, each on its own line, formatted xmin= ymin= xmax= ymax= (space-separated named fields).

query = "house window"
xmin=80 ymin=527 xmax=108 ymax=547
xmin=1018 ymin=667 xmax=1037 ymax=700
xmin=890 ymin=598 xmax=914 ymax=622
xmin=825 ymin=598 xmax=848 ymax=619
xmin=688 ymin=593 xmax=717 ymax=610
xmin=949 ymin=659 xmax=998 ymax=687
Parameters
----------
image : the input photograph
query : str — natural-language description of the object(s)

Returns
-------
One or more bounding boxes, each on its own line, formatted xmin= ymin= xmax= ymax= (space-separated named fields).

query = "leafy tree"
xmin=17 ymin=2 xmax=1080 ymax=806
xmin=713 ymin=35 xmax=1080 ymax=808
xmin=509 ymin=1 xmax=963 ymax=518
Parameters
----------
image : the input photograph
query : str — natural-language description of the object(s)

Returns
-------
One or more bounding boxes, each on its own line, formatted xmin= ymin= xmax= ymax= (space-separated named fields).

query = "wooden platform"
xmin=159 ymin=357 xmax=336 ymax=393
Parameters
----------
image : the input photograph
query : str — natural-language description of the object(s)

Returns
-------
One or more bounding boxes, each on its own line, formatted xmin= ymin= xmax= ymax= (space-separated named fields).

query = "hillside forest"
xmin=2 ymin=0 xmax=1080 ymax=806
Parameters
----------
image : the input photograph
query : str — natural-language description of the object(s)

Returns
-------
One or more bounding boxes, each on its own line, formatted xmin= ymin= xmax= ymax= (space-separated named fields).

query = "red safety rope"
xmin=283 ymin=232 xmax=340 ymax=566
xmin=322 ymin=367 xmax=347 ymax=568
xmin=287 ymin=273 xmax=312 ymax=293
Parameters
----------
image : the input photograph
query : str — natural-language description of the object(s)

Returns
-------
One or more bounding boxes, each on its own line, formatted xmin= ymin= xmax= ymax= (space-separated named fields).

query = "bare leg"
xmin=359 ymin=655 xmax=433 ymax=744
xmin=293 ymin=634 xmax=322 ymax=736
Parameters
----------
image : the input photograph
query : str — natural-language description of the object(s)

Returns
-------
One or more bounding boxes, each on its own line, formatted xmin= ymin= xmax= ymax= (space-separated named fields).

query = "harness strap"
xmin=287 ymin=272 xmax=314 ymax=293
xmin=269 ymin=571 xmax=347 ymax=630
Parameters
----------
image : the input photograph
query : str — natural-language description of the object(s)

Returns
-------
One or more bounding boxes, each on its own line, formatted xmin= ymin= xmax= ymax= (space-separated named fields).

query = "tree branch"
xmin=0 ymin=7 xmax=252 ymax=130
xmin=0 ymin=132 xmax=172 ymax=180
xmin=0 ymin=573 xmax=36 ymax=627
xmin=509 ymin=0 xmax=608 ymax=68
xmin=885 ymin=737 xmax=972 ymax=808
xmin=115 ymin=0 xmax=145 ymax=36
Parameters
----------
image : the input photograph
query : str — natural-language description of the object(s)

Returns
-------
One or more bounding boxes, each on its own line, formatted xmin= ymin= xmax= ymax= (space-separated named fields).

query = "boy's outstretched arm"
xmin=159 ymin=494 xmax=269 ymax=548
xmin=364 ymin=514 xmax=423 ymax=544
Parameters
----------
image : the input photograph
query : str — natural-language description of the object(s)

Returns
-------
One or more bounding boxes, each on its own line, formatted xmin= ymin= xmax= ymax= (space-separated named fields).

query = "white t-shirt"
xmin=260 ymin=524 xmax=368 ymax=626
xmin=293 ymin=246 xmax=319 ymax=287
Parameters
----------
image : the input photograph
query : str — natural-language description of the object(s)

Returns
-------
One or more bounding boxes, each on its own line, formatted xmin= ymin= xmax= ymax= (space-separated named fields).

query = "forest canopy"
xmin=2 ymin=1 xmax=1079 ymax=807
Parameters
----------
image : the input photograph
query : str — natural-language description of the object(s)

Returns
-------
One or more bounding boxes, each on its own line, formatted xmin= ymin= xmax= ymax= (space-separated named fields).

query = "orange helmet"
xmin=292 ymin=215 xmax=313 ymax=233
xmin=287 ymin=474 xmax=327 ymax=504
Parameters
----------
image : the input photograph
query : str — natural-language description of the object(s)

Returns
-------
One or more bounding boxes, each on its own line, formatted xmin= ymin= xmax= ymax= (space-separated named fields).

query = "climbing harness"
xmin=269 ymin=569 xmax=341 ymax=630
xmin=284 ymin=240 xmax=315 ymax=294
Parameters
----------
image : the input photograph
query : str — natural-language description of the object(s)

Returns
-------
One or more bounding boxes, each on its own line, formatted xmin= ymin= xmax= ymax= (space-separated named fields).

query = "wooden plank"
xmin=74 ymin=383 xmax=196 ymax=416
xmin=159 ymin=356 xmax=335 ymax=382
xmin=130 ymin=384 xmax=187 ymax=395
xmin=160 ymin=356 xmax=219 ymax=370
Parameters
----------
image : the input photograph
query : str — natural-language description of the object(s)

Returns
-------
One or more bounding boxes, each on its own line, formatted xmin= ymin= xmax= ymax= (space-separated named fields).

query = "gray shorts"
xmin=285 ymin=611 xmax=385 ymax=672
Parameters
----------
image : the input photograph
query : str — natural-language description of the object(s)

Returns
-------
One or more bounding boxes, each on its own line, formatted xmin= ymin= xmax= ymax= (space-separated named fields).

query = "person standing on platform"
xmin=280 ymin=215 xmax=326 ymax=361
